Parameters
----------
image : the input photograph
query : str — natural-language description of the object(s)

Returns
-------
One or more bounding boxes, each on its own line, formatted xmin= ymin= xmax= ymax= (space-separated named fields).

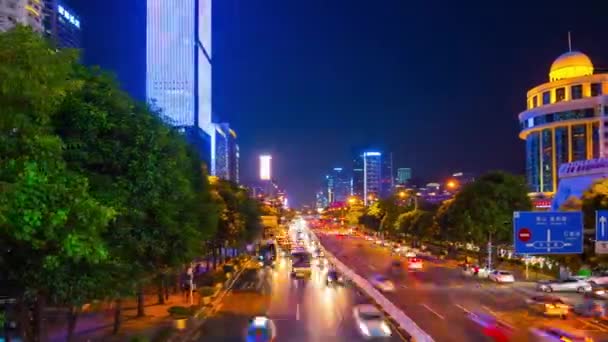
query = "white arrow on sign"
xmin=601 ymin=216 xmax=607 ymax=239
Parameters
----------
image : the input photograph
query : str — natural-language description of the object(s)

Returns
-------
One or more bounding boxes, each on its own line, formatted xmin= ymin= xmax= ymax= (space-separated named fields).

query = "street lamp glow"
xmin=259 ymin=155 xmax=272 ymax=180
xmin=447 ymin=180 xmax=457 ymax=189
xmin=398 ymin=191 xmax=406 ymax=198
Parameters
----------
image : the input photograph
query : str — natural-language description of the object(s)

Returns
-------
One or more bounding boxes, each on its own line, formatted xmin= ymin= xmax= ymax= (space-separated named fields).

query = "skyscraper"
xmin=260 ymin=155 xmax=272 ymax=181
xmin=380 ymin=152 xmax=394 ymax=198
xmin=326 ymin=167 xmax=350 ymax=204
xmin=44 ymin=0 xmax=81 ymax=48
xmin=0 ymin=0 xmax=43 ymax=32
xmin=397 ymin=168 xmax=412 ymax=185
xmin=213 ymin=123 xmax=239 ymax=183
xmin=146 ymin=0 xmax=213 ymax=162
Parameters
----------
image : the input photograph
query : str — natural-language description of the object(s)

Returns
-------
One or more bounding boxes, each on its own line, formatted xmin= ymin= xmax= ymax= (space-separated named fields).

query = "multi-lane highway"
xmin=318 ymin=230 xmax=608 ymax=342
xmin=192 ymin=246 xmax=405 ymax=341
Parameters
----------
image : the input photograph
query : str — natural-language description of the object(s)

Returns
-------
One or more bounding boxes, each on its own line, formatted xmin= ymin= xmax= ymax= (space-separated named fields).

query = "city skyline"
xmin=67 ymin=0 xmax=608 ymax=206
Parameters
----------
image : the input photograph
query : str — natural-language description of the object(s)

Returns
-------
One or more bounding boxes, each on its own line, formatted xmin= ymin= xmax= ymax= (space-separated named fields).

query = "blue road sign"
xmin=513 ymin=211 xmax=583 ymax=255
xmin=596 ymin=210 xmax=608 ymax=242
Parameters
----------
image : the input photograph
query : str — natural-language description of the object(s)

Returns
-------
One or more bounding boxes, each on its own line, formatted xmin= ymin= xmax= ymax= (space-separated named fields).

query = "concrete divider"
xmin=314 ymin=233 xmax=434 ymax=342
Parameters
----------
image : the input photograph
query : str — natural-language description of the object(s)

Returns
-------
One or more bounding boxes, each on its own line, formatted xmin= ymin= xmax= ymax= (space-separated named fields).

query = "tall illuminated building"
xmin=519 ymin=49 xmax=608 ymax=195
xmin=213 ymin=123 xmax=239 ymax=183
xmin=146 ymin=0 xmax=213 ymax=163
xmin=326 ymin=168 xmax=350 ymax=204
xmin=352 ymin=151 xmax=383 ymax=205
xmin=397 ymin=168 xmax=412 ymax=185
xmin=259 ymin=155 xmax=272 ymax=181
xmin=44 ymin=0 xmax=81 ymax=48
xmin=0 ymin=0 xmax=43 ymax=32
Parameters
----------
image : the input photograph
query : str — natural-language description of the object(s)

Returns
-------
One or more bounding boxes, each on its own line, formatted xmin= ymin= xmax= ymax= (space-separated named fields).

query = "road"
xmin=318 ymin=231 xmax=608 ymax=342
xmin=192 ymin=257 xmax=405 ymax=341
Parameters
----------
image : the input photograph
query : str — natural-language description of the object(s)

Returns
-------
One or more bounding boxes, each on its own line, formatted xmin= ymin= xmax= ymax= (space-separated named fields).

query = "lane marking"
xmin=577 ymin=318 xmax=608 ymax=332
xmin=401 ymin=284 xmax=408 ymax=289
xmin=421 ymin=304 xmax=445 ymax=320
xmin=481 ymin=305 xmax=497 ymax=316
xmin=455 ymin=303 xmax=471 ymax=313
xmin=296 ymin=303 xmax=300 ymax=321
xmin=369 ymin=265 xmax=377 ymax=271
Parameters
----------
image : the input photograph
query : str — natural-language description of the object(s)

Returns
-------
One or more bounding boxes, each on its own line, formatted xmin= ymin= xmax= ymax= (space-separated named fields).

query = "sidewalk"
xmin=47 ymin=290 xmax=202 ymax=342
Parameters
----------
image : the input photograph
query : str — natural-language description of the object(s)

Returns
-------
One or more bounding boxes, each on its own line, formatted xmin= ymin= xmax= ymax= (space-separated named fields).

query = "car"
xmin=245 ymin=316 xmax=277 ymax=342
xmin=536 ymin=278 xmax=592 ymax=293
xmin=586 ymin=271 xmax=608 ymax=286
xmin=353 ymin=304 xmax=392 ymax=339
xmin=326 ymin=270 xmax=344 ymax=285
xmin=374 ymin=239 xmax=383 ymax=245
xmin=466 ymin=312 xmax=513 ymax=341
xmin=525 ymin=295 xmax=570 ymax=318
xmin=404 ymin=250 xmax=416 ymax=258
xmin=407 ymin=257 xmax=423 ymax=270
xmin=585 ymin=285 xmax=608 ymax=300
xmin=528 ymin=326 xmax=593 ymax=342
xmin=369 ymin=274 xmax=395 ymax=292
xmin=488 ymin=270 xmax=515 ymax=283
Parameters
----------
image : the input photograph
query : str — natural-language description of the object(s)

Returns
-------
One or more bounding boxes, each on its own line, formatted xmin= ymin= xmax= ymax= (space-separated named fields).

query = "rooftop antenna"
xmin=568 ymin=31 xmax=572 ymax=52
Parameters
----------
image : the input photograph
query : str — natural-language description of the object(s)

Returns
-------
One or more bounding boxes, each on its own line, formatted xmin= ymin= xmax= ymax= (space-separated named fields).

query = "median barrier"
xmin=313 ymin=232 xmax=434 ymax=342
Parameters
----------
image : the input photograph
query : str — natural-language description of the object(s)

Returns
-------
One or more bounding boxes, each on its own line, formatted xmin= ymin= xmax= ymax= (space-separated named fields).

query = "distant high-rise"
xmin=326 ymin=167 xmax=350 ymax=204
xmin=352 ymin=156 xmax=364 ymax=198
xmin=380 ymin=152 xmax=394 ymax=198
xmin=213 ymin=123 xmax=239 ymax=183
xmin=44 ymin=0 xmax=81 ymax=48
xmin=397 ymin=168 xmax=412 ymax=185
xmin=0 ymin=0 xmax=44 ymax=32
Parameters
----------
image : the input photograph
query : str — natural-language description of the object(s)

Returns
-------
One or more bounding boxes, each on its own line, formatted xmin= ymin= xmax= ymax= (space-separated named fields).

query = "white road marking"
xmin=296 ymin=303 xmax=301 ymax=321
xmin=369 ymin=265 xmax=377 ymax=271
xmin=421 ymin=304 xmax=445 ymax=320
xmin=576 ymin=318 xmax=608 ymax=332
xmin=481 ymin=305 xmax=497 ymax=316
xmin=401 ymin=284 xmax=408 ymax=289
xmin=455 ymin=303 xmax=471 ymax=313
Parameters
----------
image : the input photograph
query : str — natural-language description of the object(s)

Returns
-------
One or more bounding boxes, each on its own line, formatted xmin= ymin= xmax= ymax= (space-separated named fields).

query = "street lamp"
xmin=446 ymin=180 xmax=458 ymax=189
xmin=398 ymin=191 xmax=406 ymax=198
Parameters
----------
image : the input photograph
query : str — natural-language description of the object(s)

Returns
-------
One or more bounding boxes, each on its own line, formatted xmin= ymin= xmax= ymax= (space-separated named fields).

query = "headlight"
xmin=596 ymin=290 xmax=605 ymax=295
xmin=358 ymin=323 xmax=370 ymax=336
xmin=381 ymin=322 xmax=391 ymax=334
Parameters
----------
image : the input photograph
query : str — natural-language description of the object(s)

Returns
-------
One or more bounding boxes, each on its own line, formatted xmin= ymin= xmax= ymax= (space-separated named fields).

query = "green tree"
xmin=54 ymin=67 xmax=217 ymax=318
xmin=444 ymin=171 xmax=532 ymax=247
xmin=0 ymin=26 xmax=115 ymax=341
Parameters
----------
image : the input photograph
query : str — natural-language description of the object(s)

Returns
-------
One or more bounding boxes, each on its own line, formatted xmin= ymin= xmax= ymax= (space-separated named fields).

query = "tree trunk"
xmin=164 ymin=275 xmax=170 ymax=301
xmin=65 ymin=306 xmax=79 ymax=342
xmin=157 ymin=276 xmax=165 ymax=305
xmin=112 ymin=299 xmax=122 ymax=335
xmin=136 ymin=286 xmax=145 ymax=317
xmin=34 ymin=294 xmax=47 ymax=342
xmin=15 ymin=298 xmax=32 ymax=342
xmin=211 ymin=245 xmax=218 ymax=269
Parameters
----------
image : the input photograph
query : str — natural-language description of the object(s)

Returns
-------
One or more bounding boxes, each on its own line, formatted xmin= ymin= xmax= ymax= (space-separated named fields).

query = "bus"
xmin=290 ymin=249 xmax=312 ymax=278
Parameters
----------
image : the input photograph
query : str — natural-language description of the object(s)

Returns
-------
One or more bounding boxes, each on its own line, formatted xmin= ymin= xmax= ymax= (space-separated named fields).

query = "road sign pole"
xmin=525 ymin=255 xmax=529 ymax=280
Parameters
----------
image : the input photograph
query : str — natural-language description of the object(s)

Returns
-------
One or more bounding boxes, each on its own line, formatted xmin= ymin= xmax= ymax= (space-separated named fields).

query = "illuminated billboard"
xmin=260 ymin=155 xmax=272 ymax=180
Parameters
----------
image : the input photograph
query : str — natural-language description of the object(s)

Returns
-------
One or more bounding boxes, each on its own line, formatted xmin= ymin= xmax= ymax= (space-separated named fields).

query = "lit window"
xmin=58 ymin=5 xmax=64 ymax=15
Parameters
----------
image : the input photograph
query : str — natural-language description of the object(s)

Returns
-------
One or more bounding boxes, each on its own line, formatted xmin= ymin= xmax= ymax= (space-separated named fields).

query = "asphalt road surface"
xmin=317 ymin=231 xmax=608 ymax=342
xmin=192 ymin=257 xmax=405 ymax=341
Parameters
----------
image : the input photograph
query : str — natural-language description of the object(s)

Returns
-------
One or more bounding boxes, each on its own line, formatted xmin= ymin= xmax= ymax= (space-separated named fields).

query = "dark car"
xmin=326 ymin=270 xmax=344 ymax=285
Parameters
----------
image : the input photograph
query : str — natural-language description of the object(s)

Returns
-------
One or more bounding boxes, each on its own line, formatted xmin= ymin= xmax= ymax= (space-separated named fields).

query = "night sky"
xmin=71 ymin=0 xmax=608 ymax=207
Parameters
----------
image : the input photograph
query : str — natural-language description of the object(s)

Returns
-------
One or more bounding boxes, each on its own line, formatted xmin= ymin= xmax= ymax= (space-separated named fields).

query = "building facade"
xmin=146 ymin=0 xmax=214 ymax=163
xmin=380 ymin=153 xmax=394 ymax=198
xmin=44 ymin=0 xmax=80 ymax=48
xmin=363 ymin=152 xmax=382 ymax=205
xmin=519 ymin=51 xmax=608 ymax=195
xmin=326 ymin=167 xmax=350 ymax=204
xmin=0 ymin=0 xmax=43 ymax=32
xmin=213 ymin=123 xmax=239 ymax=183
xmin=397 ymin=168 xmax=412 ymax=185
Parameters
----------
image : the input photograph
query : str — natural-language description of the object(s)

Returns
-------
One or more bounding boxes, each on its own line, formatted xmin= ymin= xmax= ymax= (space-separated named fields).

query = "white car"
xmin=407 ymin=257 xmax=423 ymax=270
xmin=537 ymin=278 xmax=592 ymax=293
xmin=488 ymin=270 xmax=515 ymax=283
xmin=353 ymin=304 xmax=392 ymax=339
xmin=528 ymin=327 xmax=591 ymax=342
xmin=404 ymin=250 xmax=416 ymax=258
xmin=586 ymin=272 xmax=608 ymax=286
xmin=369 ymin=275 xmax=395 ymax=292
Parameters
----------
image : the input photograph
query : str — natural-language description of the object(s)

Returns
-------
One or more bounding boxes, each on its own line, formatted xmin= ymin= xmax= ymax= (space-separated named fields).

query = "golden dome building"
xmin=519 ymin=50 xmax=608 ymax=195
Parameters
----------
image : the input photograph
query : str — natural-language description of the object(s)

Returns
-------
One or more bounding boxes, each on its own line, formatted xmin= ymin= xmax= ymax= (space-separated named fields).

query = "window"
xmin=532 ymin=96 xmax=538 ymax=108
xmin=555 ymin=88 xmax=566 ymax=102
xmin=526 ymin=132 xmax=541 ymax=192
xmin=571 ymin=85 xmax=583 ymax=99
xmin=592 ymin=83 xmax=603 ymax=97
xmin=542 ymin=91 xmax=551 ymax=105
xmin=555 ymin=127 xmax=568 ymax=168
xmin=541 ymin=130 xmax=553 ymax=192
xmin=571 ymin=125 xmax=587 ymax=161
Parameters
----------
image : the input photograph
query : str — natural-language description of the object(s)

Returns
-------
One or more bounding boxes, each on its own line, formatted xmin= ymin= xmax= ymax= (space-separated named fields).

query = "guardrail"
xmin=312 ymin=232 xmax=434 ymax=342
